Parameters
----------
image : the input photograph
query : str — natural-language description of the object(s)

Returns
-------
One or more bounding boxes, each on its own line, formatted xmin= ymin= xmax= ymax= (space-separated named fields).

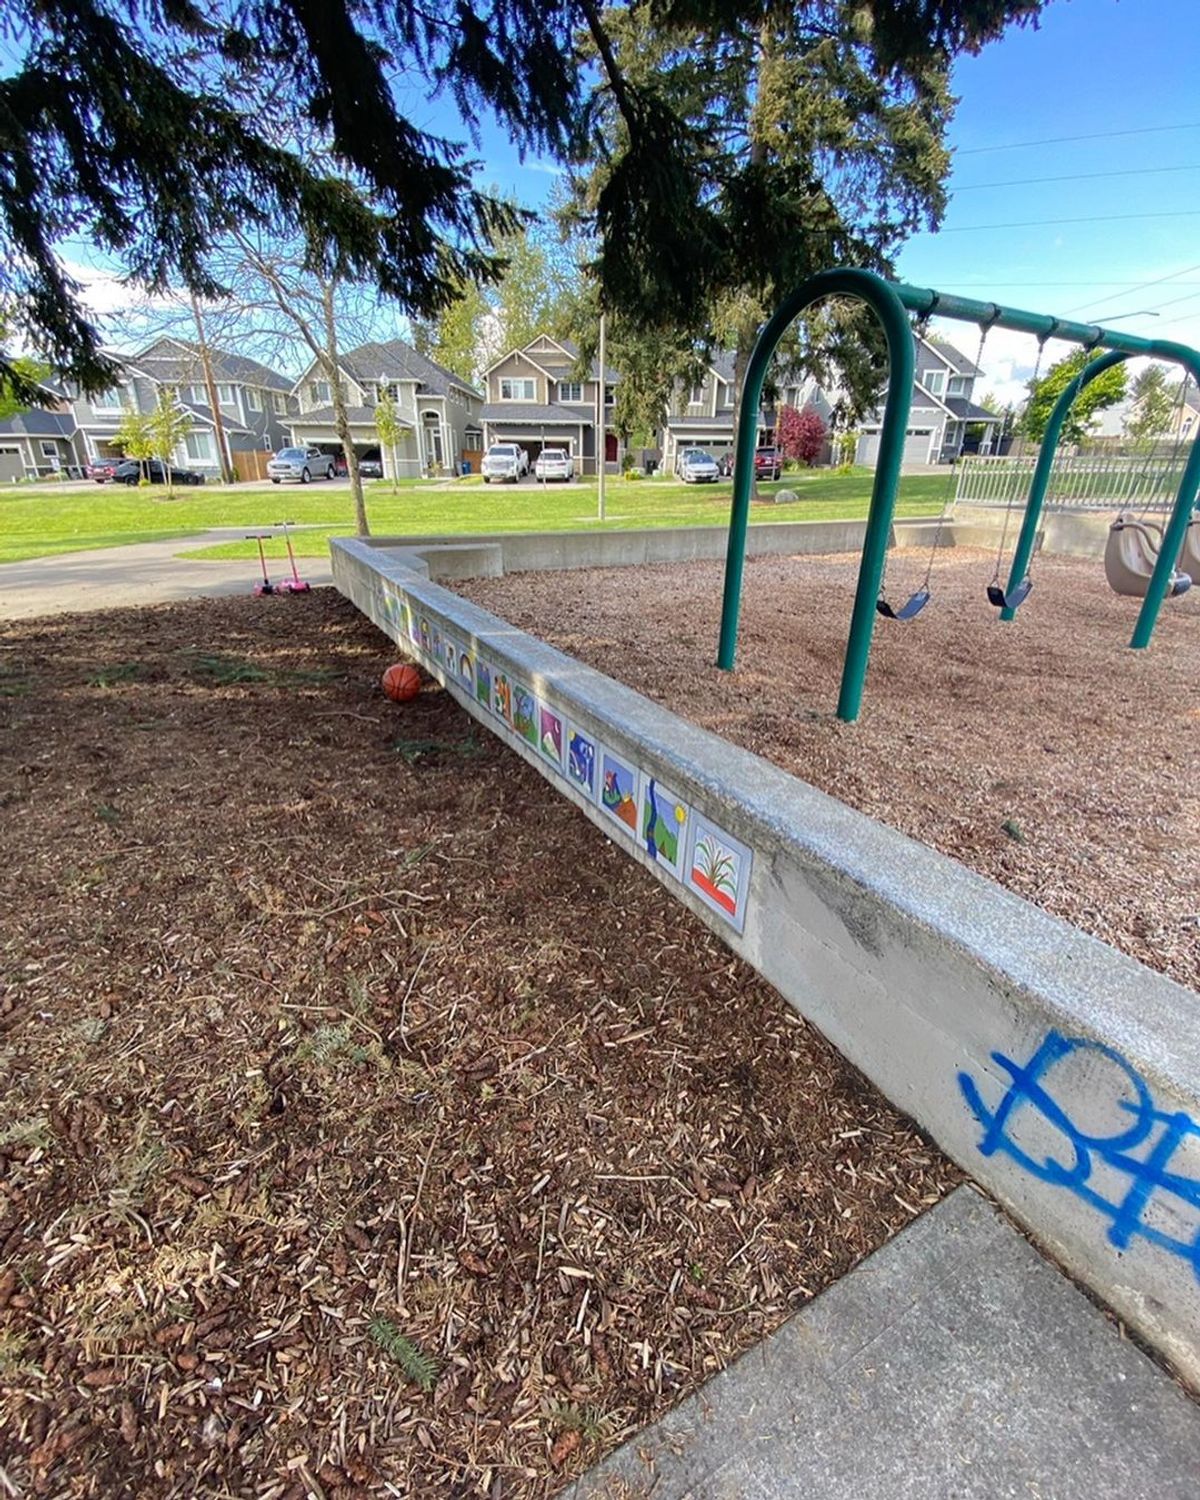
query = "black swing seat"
xmin=986 ymin=577 xmax=1032 ymax=610
xmin=876 ymin=589 xmax=930 ymax=621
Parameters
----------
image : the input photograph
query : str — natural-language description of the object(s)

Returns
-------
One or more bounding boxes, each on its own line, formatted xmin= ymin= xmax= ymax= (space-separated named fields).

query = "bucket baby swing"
xmin=716 ymin=268 xmax=1200 ymax=722
xmin=1104 ymin=376 xmax=1195 ymax=598
xmin=874 ymin=306 xmax=1040 ymax=623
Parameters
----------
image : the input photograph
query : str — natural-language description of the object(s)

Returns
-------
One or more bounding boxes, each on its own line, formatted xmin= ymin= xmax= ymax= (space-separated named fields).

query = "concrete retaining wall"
xmin=334 ymin=534 xmax=1200 ymax=1388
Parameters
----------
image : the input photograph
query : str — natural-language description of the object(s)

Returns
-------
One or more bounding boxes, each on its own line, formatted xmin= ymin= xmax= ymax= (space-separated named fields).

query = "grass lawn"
xmin=0 ymin=471 xmax=949 ymax=565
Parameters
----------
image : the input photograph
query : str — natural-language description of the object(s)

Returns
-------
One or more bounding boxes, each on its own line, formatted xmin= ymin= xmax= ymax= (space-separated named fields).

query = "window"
xmin=216 ymin=382 xmax=236 ymax=408
xmin=246 ymin=387 xmax=263 ymax=411
xmin=375 ymin=382 xmax=401 ymax=403
xmin=91 ymin=387 xmax=124 ymax=413
xmin=688 ymin=383 xmax=705 ymax=406
xmin=923 ymin=370 xmax=945 ymax=396
xmin=185 ymin=432 xmax=215 ymax=463
xmin=947 ymin=376 xmax=969 ymax=397
xmin=558 ymin=381 xmax=583 ymax=403
xmin=188 ymin=384 xmax=206 ymax=404
xmin=464 ymin=426 xmax=483 ymax=447
xmin=309 ymin=379 xmax=332 ymax=406
xmin=273 ymin=393 xmax=287 ymax=415
xmin=500 ymin=377 xmax=536 ymax=401
xmin=40 ymin=441 xmax=59 ymax=460
xmin=605 ymin=384 xmax=615 ymax=407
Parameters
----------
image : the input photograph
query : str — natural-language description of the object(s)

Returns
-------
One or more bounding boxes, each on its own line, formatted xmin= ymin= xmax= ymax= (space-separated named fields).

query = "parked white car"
xmin=268 ymin=446 xmax=336 ymax=484
xmin=534 ymin=447 xmax=575 ymax=481
xmin=676 ymin=448 xmax=720 ymax=483
xmin=481 ymin=443 xmax=529 ymax=483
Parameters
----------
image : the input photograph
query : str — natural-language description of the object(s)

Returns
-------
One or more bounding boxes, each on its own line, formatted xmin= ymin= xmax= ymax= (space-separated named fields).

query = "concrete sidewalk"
xmin=572 ymin=1188 xmax=1200 ymax=1499
xmin=0 ymin=528 xmax=333 ymax=620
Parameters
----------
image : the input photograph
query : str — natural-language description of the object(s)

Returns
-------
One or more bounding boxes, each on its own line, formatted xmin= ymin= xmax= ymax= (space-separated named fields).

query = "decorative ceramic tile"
xmin=686 ymin=814 xmax=752 ymax=933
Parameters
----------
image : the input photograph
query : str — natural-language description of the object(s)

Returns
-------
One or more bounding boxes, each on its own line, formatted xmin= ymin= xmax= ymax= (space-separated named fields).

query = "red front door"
xmin=605 ymin=433 xmax=618 ymax=463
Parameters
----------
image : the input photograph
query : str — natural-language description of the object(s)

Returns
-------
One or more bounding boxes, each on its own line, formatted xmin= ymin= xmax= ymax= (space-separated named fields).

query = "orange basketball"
xmin=381 ymin=663 xmax=422 ymax=702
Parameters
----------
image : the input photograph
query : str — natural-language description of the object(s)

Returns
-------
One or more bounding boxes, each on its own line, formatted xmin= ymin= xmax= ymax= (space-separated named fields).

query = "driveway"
xmin=0 ymin=528 xmax=333 ymax=621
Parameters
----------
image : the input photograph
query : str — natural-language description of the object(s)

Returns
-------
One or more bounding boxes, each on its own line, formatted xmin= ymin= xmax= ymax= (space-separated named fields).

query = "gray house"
xmin=480 ymin=334 xmax=621 ymax=476
xmin=0 ymin=390 xmax=82 ymax=481
xmin=854 ymin=334 xmax=1000 ymax=468
xmin=660 ymin=353 xmax=824 ymax=473
xmin=288 ymin=339 xmax=483 ymax=478
xmin=60 ymin=337 xmax=295 ymax=478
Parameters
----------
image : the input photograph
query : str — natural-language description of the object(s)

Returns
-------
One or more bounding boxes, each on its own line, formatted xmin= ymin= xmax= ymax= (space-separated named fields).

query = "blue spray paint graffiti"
xmin=959 ymin=1031 xmax=1200 ymax=1277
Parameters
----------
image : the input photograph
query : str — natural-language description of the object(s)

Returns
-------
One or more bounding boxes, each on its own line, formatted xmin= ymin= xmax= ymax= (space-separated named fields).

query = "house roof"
xmin=944 ymin=396 xmax=1001 ymax=423
xmin=665 ymin=413 xmax=734 ymax=431
xmin=131 ymin=338 xmax=294 ymax=392
xmin=925 ymin=335 xmax=984 ymax=378
xmin=0 ymin=408 xmax=76 ymax=439
xmin=178 ymin=398 xmax=252 ymax=436
xmin=290 ymin=404 xmax=396 ymax=428
xmin=545 ymin=337 xmax=621 ymax=384
xmin=339 ymin=340 xmax=481 ymax=399
xmin=481 ymin=402 xmax=595 ymax=425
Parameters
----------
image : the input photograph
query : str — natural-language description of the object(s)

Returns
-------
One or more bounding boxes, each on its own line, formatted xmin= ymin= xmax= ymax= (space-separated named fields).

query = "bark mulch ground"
xmin=0 ymin=592 xmax=957 ymax=1499
xmin=461 ymin=547 xmax=1200 ymax=993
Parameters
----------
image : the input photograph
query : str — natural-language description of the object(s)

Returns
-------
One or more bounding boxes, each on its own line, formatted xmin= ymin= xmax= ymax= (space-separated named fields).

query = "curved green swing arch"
xmin=716 ymin=268 xmax=1200 ymax=722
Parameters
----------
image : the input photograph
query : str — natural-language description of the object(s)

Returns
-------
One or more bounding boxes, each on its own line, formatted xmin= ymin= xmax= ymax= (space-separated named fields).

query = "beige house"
xmin=289 ymin=339 xmax=483 ymax=477
xmin=480 ymin=334 xmax=620 ymax=475
xmin=660 ymin=352 xmax=795 ymax=474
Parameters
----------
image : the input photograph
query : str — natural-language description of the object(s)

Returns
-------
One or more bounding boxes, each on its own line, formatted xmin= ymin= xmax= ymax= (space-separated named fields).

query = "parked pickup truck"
xmin=534 ymin=447 xmax=575 ymax=482
xmin=481 ymin=443 xmax=528 ymax=483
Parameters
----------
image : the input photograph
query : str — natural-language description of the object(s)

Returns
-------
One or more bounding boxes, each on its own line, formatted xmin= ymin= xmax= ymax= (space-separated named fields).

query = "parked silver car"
xmin=267 ymin=446 xmax=336 ymax=484
xmin=676 ymin=448 xmax=720 ymax=483
xmin=481 ymin=443 xmax=529 ymax=483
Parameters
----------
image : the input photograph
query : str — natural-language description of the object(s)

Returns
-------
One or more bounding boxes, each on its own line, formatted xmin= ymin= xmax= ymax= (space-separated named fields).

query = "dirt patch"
xmin=0 ymin=592 xmax=956 ymax=1498
xmin=461 ymin=548 xmax=1200 ymax=992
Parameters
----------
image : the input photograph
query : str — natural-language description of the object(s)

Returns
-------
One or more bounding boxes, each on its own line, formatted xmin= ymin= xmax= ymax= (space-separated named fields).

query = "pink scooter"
xmin=274 ymin=520 xmax=311 ymax=594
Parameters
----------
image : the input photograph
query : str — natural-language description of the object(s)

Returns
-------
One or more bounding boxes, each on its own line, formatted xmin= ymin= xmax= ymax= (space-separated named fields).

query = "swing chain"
xmin=990 ymin=327 xmax=1049 ymax=586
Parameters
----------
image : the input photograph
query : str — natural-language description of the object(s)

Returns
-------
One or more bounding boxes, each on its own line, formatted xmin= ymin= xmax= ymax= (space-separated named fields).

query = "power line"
xmin=956 ymin=121 xmax=1200 ymax=156
xmin=1142 ymin=288 xmax=1200 ymax=315
xmin=935 ymin=211 xmax=1200 ymax=234
xmin=954 ymin=163 xmax=1200 ymax=192
xmin=935 ymin=280 xmax=1200 ymax=290
xmin=1063 ymin=261 xmax=1200 ymax=316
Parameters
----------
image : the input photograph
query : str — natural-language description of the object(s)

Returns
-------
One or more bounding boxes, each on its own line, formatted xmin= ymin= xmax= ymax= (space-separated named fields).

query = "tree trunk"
xmin=191 ymin=294 xmax=234 ymax=485
xmin=321 ymin=281 xmax=369 ymax=536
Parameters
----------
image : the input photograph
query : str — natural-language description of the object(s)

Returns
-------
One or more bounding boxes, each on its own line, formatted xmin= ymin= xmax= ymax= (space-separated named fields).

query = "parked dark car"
xmin=88 ymin=458 xmax=122 ymax=482
xmin=358 ymin=459 xmax=384 ymax=479
xmin=113 ymin=459 xmax=204 ymax=486
xmin=755 ymin=447 xmax=782 ymax=481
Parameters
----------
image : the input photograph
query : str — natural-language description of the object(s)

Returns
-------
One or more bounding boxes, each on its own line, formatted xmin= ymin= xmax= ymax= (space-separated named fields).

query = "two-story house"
xmin=660 ymin=353 xmax=796 ymax=474
xmin=0 ymin=380 xmax=83 ymax=481
xmin=63 ymin=337 xmax=296 ymax=478
xmin=480 ymin=334 xmax=621 ymax=476
xmin=854 ymin=334 xmax=1001 ymax=468
xmin=288 ymin=339 xmax=483 ymax=478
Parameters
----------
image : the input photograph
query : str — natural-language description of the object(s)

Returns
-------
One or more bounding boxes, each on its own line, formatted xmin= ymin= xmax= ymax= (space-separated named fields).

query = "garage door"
xmin=856 ymin=428 xmax=933 ymax=468
xmin=0 ymin=447 xmax=21 ymax=483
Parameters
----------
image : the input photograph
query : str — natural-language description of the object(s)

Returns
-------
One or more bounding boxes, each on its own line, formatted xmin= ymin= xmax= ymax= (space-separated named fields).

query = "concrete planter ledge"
xmin=333 ymin=532 xmax=1200 ymax=1388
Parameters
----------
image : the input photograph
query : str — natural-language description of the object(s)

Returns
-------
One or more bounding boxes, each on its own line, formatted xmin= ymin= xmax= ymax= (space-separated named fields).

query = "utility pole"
xmin=190 ymin=293 xmax=234 ymax=484
xmin=597 ymin=312 xmax=607 ymax=522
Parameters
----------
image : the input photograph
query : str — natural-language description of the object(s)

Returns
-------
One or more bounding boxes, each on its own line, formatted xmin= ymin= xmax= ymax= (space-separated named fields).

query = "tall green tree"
xmin=3 ymin=3 xmax=1043 ymax=401
xmin=1126 ymin=364 xmax=1177 ymax=449
xmin=568 ymin=2 xmax=1041 ymax=460
xmin=1021 ymin=351 xmax=1127 ymax=445
xmin=411 ymin=279 xmax=491 ymax=385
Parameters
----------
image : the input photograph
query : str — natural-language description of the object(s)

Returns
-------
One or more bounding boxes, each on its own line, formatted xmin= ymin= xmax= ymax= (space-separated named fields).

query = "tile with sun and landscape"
xmin=638 ymin=774 xmax=690 ymax=881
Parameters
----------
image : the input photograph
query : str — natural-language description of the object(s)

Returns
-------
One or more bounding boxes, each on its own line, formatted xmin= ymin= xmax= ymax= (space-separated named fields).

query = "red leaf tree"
xmin=778 ymin=404 xmax=827 ymax=466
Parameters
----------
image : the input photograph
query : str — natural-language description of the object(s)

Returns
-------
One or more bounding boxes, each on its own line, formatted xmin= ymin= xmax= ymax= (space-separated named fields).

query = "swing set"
xmin=716 ymin=268 xmax=1200 ymax=723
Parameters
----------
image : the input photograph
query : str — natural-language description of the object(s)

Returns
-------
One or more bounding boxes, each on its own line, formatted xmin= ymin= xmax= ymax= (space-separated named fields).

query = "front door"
xmin=605 ymin=432 xmax=618 ymax=463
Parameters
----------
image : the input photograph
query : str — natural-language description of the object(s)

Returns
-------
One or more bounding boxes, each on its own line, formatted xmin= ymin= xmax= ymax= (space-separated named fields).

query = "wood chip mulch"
xmin=462 ymin=547 xmax=1200 ymax=994
xmin=0 ymin=592 xmax=958 ymax=1498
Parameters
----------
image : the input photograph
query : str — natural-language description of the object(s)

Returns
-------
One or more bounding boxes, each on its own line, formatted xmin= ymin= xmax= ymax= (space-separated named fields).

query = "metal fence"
xmin=953 ymin=453 xmax=1191 ymax=514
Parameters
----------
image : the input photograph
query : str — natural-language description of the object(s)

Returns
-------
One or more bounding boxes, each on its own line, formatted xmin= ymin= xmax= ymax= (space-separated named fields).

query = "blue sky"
xmin=65 ymin=0 xmax=1200 ymax=398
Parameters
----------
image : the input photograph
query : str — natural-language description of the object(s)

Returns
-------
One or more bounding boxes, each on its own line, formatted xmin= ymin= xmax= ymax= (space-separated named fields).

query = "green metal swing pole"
xmin=715 ymin=268 xmax=915 ymax=724
xmin=997 ymin=349 xmax=1128 ymax=622
xmin=717 ymin=270 xmax=1200 ymax=719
